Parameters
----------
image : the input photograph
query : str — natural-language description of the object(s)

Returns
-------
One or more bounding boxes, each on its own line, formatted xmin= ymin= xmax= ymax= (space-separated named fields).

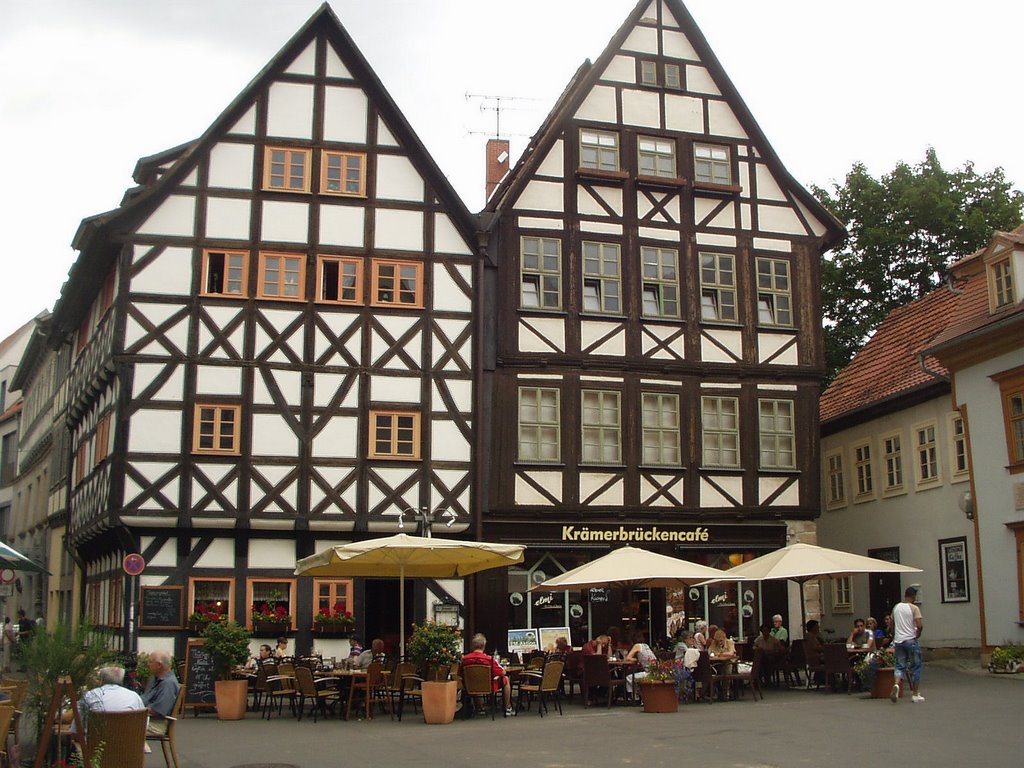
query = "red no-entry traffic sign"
xmin=123 ymin=554 xmax=146 ymax=576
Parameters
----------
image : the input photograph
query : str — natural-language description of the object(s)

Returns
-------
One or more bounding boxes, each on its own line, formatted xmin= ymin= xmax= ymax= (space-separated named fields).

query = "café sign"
xmin=561 ymin=525 xmax=711 ymax=543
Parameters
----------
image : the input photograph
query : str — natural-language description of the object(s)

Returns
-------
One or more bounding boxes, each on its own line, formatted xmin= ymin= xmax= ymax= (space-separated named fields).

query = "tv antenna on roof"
xmin=465 ymin=92 xmax=547 ymax=139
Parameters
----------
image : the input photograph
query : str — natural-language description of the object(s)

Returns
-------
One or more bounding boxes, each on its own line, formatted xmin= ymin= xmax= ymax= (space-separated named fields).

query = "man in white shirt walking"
xmin=890 ymin=586 xmax=924 ymax=703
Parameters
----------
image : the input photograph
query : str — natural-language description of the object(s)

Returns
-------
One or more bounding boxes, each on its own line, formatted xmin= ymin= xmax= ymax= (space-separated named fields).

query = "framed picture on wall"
xmin=938 ymin=537 xmax=969 ymax=603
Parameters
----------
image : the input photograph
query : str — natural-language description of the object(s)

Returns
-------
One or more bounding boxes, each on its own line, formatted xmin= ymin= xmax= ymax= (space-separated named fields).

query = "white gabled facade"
xmin=50 ymin=6 xmax=479 ymax=654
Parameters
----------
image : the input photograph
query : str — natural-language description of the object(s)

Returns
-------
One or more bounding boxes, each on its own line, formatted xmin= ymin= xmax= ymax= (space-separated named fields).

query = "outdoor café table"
xmin=607 ymin=658 xmax=640 ymax=702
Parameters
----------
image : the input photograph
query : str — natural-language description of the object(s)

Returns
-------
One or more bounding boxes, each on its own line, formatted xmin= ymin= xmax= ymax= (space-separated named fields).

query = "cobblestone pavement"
xmin=136 ymin=663 xmax=1022 ymax=768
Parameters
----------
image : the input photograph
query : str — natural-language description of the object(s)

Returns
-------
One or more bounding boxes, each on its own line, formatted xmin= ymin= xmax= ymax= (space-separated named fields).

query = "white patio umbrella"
xmin=531 ymin=545 xmax=742 ymax=592
xmin=295 ymin=534 xmax=525 ymax=655
xmin=0 ymin=540 xmax=48 ymax=574
xmin=699 ymin=542 xmax=923 ymax=630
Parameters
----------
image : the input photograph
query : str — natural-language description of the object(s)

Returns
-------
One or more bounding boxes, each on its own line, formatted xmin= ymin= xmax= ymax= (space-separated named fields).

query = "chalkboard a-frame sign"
xmin=182 ymin=639 xmax=217 ymax=713
xmin=139 ymin=586 xmax=185 ymax=630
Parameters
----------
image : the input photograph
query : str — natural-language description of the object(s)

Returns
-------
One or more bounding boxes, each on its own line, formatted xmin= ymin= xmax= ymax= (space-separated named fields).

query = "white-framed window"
xmin=641 ymin=247 xmax=680 ymax=319
xmin=881 ymin=432 xmax=905 ymax=494
xmin=581 ymin=390 xmax=621 ymax=464
xmin=582 ymin=241 xmax=622 ymax=314
xmin=853 ymin=441 xmax=874 ymax=500
xmin=664 ymin=63 xmax=681 ymax=89
xmin=832 ymin=576 xmax=852 ymax=614
xmin=948 ymin=413 xmax=969 ymax=480
xmin=914 ymin=421 xmax=940 ymax=486
xmin=700 ymin=252 xmax=736 ymax=322
xmin=758 ymin=399 xmax=795 ymax=469
xmin=756 ymin=258 xmax=792 ymax=327
xmin=701 ymin=396 xmax=739 ymax=468
xmin=640 ymin=59 xmax=657 ymax=86
xmin=518 ymin=386 xmax=560 ymax=463
xmin=825 ymin=449 xmax=845 ymax=508
xmin=579 ymin=129 xmax=620 ymax=172
xmin=642 ymin=393 xmax=681 ymax=466
xmin=637 ymin=136 xmax=676 ymax=178
xmin=694 ymin=143 xmax=732 ymax=185
xmin=990 ymin=256 xmax=1015 ymax=310
xmin=521 ymin=236 xmax=562 ymax=309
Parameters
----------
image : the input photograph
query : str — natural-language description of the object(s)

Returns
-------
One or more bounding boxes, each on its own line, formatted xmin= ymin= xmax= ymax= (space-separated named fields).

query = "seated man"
xmin=65 ymin=665 xmax=145 ymax=732
xmin=461 ymin=632 xmax=514 ymax=717
xmin=141 ymin=650 xmax=181 ymax=735
xmin=847 ymin=618 xmax=875 ymax=650
xmin=247 ymin=643 xmax=273 ymax=670
xmin=803 ymin=620 xmax=825 ymax=678
xmin=354 ymin=638 xmax=385 ymax=670
xmin=581 ymin=634 xmax=610 ymax=657
xmin=770 ymin=614 xmax=789 ymax=644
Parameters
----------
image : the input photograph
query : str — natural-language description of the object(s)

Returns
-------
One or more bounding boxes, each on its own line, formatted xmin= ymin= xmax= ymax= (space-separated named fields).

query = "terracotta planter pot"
xmin=638 ymin=681 xmax=678 ymax=713
xmin=870 ymin=667 xmax=904 ymax=699
xmin=215 ymin=679 xmax=248 ymax=720
xmin=421 ymin=680 xmax=457 ymax=724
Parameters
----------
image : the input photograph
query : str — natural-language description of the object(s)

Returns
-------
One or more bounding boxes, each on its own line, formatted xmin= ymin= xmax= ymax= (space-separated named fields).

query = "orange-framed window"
xmin=192 ymin=404 xmax=242 ymax=455
xmin=94 ymin=413 xmax=112 ymax=466
xmin=202 ymin=250 xmax=249 ymax=297
xmin=262 ymin=146 xmax=311 ymax=193
xmin=369 ymin=410 xmax=421 ymax=459
xmin=371 ymin=259 xmax=423 ymax=308
xmin=99 ymin=268 xmax=116 ymax=316
xmin=321 ymin=150 xmax=366 ymax=197
xmin=189 ymin=577 xmax=234 ymax=622
xmin=313 ymin=578 xmax=354 ymax=625
xmin=87 ymin=582 xmax=101 ymax=625
xmin=258 ymin=252 xmax=306 ymax=301
xmin=993 ymin=367 xmax=1024 ymax=472
xmin=247 ymin=578 xmax=297 ymax=630
xmin=316 ymin=255 xmax=363 ymax=304
xmin=108 ymin=575 xmax=123 ymax=628
xmin=75 ymin=442 xmax=88 ymax=485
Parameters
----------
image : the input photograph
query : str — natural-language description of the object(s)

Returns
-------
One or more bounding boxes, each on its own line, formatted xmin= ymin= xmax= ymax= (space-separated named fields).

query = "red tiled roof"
xmin=822 ymin=225 xmax=1024 ymax=423
xmin=820 ymin=284 xmax=967 ymax=423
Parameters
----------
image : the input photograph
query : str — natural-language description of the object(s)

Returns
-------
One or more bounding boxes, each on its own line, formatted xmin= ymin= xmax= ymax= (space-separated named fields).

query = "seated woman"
xmin=707 ymin=629 xmax=737 ymax=666
xmin=803 ymin=620 xmax=825 ymax=669
xmin=673 ymin=632 xmax=700 ymax=699
xmin=692 ymin=620 xmax=709 ymax=650
xmin=623 ymin=631 xmax=658 ymax=698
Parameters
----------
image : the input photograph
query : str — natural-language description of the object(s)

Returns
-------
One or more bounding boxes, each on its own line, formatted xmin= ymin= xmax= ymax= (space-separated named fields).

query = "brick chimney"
xmin=485 ymin=139 xmax=510 ymax=201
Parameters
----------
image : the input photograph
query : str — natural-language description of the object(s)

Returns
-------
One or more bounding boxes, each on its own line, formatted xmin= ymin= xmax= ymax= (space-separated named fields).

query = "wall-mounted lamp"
xmin=958 ymin=490 xmax=974 ymax=521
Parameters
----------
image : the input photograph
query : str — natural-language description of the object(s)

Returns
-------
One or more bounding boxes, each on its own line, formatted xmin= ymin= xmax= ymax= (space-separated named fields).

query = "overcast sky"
xmin=1 ymin=0 xmax=1020 ymax=343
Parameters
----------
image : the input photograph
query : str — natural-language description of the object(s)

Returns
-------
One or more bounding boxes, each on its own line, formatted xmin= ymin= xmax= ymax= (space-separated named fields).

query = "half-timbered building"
xmin=476 ymin=0 xmax=844 ymax=645
xmin=48 ymin=5 xmax=480 ymax=654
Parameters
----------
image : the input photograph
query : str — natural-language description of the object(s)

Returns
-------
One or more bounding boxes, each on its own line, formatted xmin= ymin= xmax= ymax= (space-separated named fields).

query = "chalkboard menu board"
xmin=139 ymin=586 xmax=185 ymax=630
xmin=182 ymin=639 xmax=216 ymax=712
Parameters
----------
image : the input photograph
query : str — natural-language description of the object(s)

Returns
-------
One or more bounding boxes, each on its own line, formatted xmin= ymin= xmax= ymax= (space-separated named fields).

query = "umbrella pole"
xmin=399 ymin=563 xmax=405 ymax=660
xmin=799 ymin=580 xmax=807 ymax=633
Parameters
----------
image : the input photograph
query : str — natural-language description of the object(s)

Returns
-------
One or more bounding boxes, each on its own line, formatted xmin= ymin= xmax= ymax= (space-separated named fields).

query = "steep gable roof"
xmin=485 ymin=0 xmax=844 ymax=246
xmin=53 ymin=3 xmax=479 ymax=337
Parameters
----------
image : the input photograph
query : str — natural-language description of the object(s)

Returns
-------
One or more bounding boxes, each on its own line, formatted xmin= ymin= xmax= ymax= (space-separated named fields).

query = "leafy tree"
xmin=813 ymin=149 xmax=1023 ymax=382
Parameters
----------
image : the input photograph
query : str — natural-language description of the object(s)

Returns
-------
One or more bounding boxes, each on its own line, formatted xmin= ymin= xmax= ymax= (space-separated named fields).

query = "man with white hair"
xmin=142 ymin=650 xmax=181 ymax=734
xmin=67 ymin=665 xmax=144 ymax=732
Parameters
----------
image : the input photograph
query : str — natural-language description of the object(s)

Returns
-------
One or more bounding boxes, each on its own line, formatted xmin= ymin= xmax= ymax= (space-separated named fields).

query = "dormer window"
xmin=991 ymin=257 xmax=1014 ymax=311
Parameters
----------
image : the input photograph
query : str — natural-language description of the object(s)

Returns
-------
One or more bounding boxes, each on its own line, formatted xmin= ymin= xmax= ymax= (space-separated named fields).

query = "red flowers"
xmin=315 ymin=604 xmax=355 ymax=625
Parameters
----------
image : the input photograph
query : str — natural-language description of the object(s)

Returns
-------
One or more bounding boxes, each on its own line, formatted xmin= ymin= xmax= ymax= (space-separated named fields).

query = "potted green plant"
xmin=988 ymin=644 xmax=1024 ymax=673
xmin=201 ymin=620 xmax=252 ymax=720
xmin=20 ymin=622 xmax=115 ymax=762
xmin=405 ymin=621 xmax=462 ymax=724
xmin=637 ymin=659 xmax=678 ymax=713
xmin=853 ymin=646 xmax=898 ymax=698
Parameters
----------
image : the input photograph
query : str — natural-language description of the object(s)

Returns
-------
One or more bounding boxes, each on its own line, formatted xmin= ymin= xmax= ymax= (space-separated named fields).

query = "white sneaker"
xmin=890 ymin=682 xmax=900 ymax=703
xmin=912 ymin=694 xmax=925 ymax=703
xmin=504 ymin=707 xmax=516 ymax=717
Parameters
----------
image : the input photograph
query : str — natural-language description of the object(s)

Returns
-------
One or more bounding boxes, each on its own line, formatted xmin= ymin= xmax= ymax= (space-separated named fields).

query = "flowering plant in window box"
xmin=188 ymin=601 xmax=226 ymax=633
xmin=314 ymin=602 xmax=355 ymax=634
xmin=250 ymin=606 xmax=292 ymax=634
